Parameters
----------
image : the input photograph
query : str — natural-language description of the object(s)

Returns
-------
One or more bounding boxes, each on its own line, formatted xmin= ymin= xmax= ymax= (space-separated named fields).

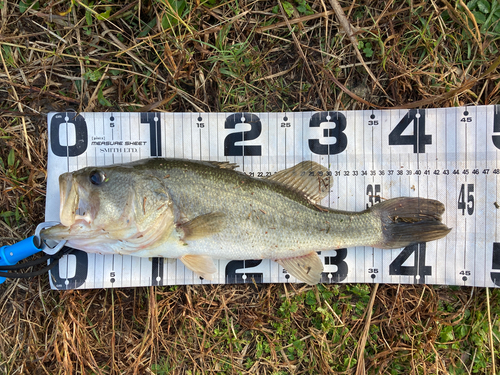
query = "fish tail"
xmin=370 ymin=197 xmax=451 ymax=249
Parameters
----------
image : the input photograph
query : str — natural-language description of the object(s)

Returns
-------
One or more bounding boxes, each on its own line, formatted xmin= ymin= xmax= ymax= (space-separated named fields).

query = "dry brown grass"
xmin=0 ymin=280 xmax=498 ymax=374
xmin=1 ymin=0 xmax=500 ymax=373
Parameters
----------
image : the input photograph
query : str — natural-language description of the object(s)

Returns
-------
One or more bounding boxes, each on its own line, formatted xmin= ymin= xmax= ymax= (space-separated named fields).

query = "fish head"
xmin=42 ymin=165 xmax=175 ymax=254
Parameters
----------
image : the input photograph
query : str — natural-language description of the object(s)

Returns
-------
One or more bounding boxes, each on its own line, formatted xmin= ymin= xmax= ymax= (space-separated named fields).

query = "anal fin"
xmin=275 ymin=252 xmax=323 ymax=285
xmin=180 ymin=255 xmax=217 ymax=280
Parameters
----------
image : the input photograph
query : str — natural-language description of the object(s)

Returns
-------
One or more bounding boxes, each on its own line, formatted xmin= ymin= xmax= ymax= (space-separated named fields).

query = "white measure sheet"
xmin=45 ymin=107 xmax=500 ymax=289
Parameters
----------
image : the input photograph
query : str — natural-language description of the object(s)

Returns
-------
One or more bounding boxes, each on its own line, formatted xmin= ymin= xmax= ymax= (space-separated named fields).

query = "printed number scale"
xmin=45 ymin=106 xmax=500 ymax=290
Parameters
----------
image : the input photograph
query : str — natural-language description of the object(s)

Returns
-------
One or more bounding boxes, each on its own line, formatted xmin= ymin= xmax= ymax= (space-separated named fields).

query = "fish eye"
xmin=89 ymin=170 xmax=105 ymax=185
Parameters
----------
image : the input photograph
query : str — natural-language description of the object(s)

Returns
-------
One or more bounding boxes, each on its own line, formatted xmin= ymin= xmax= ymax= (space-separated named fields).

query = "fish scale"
xmin=139 ymin=159 xmax=383 ymax=258
xmin=44 ymin=107 xmax=500 ymax=289
xmin=42 ymin=158 xmax=450 ymax=284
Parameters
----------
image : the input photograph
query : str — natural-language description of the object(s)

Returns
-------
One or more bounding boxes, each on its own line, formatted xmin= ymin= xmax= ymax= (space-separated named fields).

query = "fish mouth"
xmin=59 ymin=173 xmax=94 ymax=227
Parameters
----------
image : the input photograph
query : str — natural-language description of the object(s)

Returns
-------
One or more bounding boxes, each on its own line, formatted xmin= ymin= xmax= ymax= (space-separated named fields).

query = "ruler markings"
xmin=371 ymin=109 xmax=377 ymax=284
xmin=471 ymin=106 xmax=476 ymax=286
xmin=378 ymin=109 xmax=383 ymax=284
xmin=182 ymin=112 xmax=187 ymax=158
xmin=484 ymin=108 xmax=488 ymax=285
xmin=436 ymin=108 xmax=445 ymax=285
xmin=496 ymin=106 xmax=500 ymax=285
xmin=464 ymin=107 xmax=469 ymax=285
xmin=427 ymin=110 xmax=433 ymax=284
xmin=45 ymin=107 xmax=500 ymax=288
xmin=482 ymin=105 xmax=490 ymax=286
xmin=469 ymin=106 xmax=474 ymax=286
xmin=110 ymin=114 xmax=116 ymax=287
xmin=494 ymin=106 xmax=499 ymax=286
xmin=362 ymin=111 xmax=368 ymax=284
xmin=444 ymin=108 xmax=449 ymax=285
xmin=380 ymin=111 xmax=386 ymax=284
xmin=483 ymin=105 xmax=490 ymax=286
xmin=366 ymin=110 xmax=371 ymax=284
xmin=370 ymin=109 xmax=376 ymax=284
xmin=473 ymin=107 xmax=477 ymax=285
xmin=416 ymin=110 xmax=421 ymax=283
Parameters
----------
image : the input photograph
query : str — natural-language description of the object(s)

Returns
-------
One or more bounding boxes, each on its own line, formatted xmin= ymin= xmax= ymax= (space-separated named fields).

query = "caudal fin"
xmin=370 ymin=197 xmax=451 ymax=249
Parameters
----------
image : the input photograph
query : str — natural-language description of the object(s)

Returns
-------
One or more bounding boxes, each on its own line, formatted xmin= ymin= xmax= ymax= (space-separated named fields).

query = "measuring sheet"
xmin=46 ymin=106 xmax=500 ymax=289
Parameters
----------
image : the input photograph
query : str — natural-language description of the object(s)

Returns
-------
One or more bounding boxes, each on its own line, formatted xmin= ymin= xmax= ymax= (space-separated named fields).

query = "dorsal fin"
xmin=206 ymin=161 xmax=239 ymax=170
xmin=266 ymin=161 xmax=331 ymax=204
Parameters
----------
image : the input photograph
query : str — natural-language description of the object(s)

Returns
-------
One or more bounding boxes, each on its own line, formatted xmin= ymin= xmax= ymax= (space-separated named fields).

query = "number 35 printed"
xmin=224 ymin=110 xmax=429 ymax=156
xmin=50 ymin=108 xmax=500 ymax=157
xmin=222 ymin=108 xmax=500 ymax=156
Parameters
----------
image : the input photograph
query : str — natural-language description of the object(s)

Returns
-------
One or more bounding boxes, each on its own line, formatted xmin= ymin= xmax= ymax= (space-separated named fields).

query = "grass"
xmin=1 ymin=0 xmax=500 ymax=373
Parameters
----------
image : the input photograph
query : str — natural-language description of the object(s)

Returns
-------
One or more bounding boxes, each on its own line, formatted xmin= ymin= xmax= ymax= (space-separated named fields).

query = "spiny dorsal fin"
xmin=180 ymin=255 xmax=217 ymax=280
xmin=206 ymin=161 xmax=239 ymax=170
xmin=275 ymin=252 xmax=323 ymax=285
xmin=266 ymin=161 xmax=331 ymax=204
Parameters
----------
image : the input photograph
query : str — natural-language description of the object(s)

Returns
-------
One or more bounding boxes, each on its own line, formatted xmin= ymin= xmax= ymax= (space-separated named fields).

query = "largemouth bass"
xmin=41 ymin=158 xmax=451 ymax=284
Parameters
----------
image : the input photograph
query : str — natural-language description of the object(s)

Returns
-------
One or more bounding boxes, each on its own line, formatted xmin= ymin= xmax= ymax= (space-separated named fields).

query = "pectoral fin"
xmin=275 ymin=252 xmax=323 ymax=285
xmin=180 ymin=255 xmax=217 ymax=280
xmin=177 ymin=212 xmax=226 ymax=241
